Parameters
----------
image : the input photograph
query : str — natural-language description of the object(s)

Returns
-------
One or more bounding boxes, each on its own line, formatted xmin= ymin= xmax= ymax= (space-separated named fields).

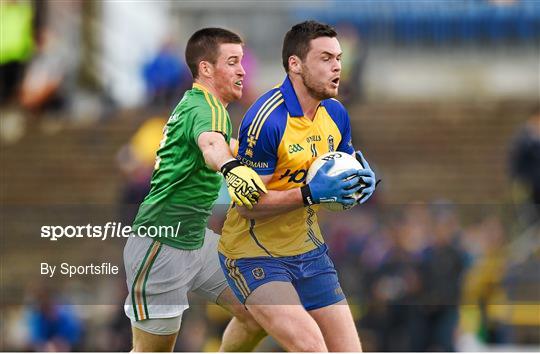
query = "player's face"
xmin=212 ymin=43 xmax=245 ymax=105
xmin=300 ymin=37 xmax=342 ymax=100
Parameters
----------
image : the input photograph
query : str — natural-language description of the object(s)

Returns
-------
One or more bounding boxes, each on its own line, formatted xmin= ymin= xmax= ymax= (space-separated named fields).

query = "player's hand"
xmin=221 ymin=159 xmax=268 ymax=209
xmin=355 ymin=151 xmax=378 ymax=204
xmin=306 ymin=159 xmax=363 ymax=207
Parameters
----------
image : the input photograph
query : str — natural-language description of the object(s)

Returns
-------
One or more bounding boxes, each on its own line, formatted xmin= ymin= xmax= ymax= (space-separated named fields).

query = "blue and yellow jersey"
xmin=219 ymin=76 xmax=354 ymax=259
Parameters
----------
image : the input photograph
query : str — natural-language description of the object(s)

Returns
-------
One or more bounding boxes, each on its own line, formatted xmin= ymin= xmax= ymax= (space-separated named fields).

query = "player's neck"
xmin=289 ymin=76 xmax=320 ymax=121
xmin=193 ymin=79 xmax=229 ymax=107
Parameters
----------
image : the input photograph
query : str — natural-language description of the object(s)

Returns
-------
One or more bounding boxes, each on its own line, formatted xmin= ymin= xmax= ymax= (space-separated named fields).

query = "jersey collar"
xmin=279 ymin=76 xmax=304 ymax=118
xmin=192 ymin=82 xmax=211 ymax=94
xmin=192 ymin=82 xmax=224 ymax=107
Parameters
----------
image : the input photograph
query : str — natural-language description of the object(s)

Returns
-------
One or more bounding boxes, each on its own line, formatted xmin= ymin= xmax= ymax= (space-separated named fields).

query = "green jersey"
xmin=132 ymin=83 xmax=232 ymax=250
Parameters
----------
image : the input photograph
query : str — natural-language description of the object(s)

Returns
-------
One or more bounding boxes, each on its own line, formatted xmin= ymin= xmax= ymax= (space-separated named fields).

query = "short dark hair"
xmin=282 ymin=20 xmax=337 ymax=72
xmin=185 ymin=27 xmax=243 ymax=79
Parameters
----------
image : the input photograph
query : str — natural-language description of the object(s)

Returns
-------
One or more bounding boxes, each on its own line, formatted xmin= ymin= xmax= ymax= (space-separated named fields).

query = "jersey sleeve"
xmin=324 ymin=99 xmax=355 ymax=154
xmin=190 ymin=98 xmax=230 ymax=144
xmin=236 ymin=98 xmax=285 ymax=175
xmin=336 ymin=109 xmax=354 ymax=154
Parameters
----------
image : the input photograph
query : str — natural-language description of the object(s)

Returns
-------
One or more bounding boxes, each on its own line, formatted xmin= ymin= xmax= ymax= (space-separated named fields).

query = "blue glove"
xmin=355 ymin=151 xmax=377 ymax=204
xmin=304 ymin=159 xmax=363 ymax=207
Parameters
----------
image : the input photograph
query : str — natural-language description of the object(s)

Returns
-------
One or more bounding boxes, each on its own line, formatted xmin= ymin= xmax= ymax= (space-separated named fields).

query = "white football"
xmin=306 ymin=151 xmax=364 ymax=211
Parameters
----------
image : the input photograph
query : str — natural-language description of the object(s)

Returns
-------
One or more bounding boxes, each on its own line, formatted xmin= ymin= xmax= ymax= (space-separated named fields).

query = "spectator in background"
xmin=142 ymin=39 xmax=191 ymax=108
xmin=116 ymin=116 xmax=167 ymax=224
xmin=100 ymin=282 xmax=132 ymax=351
xmin=509 ymin=107 xmax=540 ymax=225
xmin=412 ymin=202 xmax=469 ymax=351
xmin=359 ymin=208 xmax=424 ymax=351
xmin=104 ymin=306 xmax=133 ymax=351
xmin=506 ymin=108 xmax=540 ymax=344
xmin=25 ymin=286 xmax=82 ymax=351
xmin=325 ymin=209 xmax=382 ymax=302
xmin=0 ymin=0 xmax=35 ymax=105
xmin=461 ymin=215 xmax=511 ymax=345
xmin=335 ymin=22 xmax=365 ymax=104
xmin=19 ymin=28 xmax=68 ymax=113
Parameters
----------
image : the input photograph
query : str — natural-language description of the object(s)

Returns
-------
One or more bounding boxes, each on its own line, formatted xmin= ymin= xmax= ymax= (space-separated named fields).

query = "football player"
xmin=123 ymin=28 xmax=266 ymax=351
xmin=218 ymin=21 xmax=377 ymax=351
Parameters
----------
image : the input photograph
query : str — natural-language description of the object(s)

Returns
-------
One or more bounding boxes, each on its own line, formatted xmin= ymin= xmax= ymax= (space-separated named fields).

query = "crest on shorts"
xmin=328 ymin=135 xmax=335 ymax=152
xmin=334 ymin=286 xmax=343 ymax=296
xmin=252 ymin=267 xmax=265 ymax=280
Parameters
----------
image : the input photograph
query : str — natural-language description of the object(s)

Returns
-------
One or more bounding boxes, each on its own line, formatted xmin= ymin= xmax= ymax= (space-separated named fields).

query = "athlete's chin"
xmin=231 ymin=91 xmax=243 ymax=101
xmin=327 ymin=88 xmax=338 ymax=98
xmin=231 ymin=86 xmax=243 ymax=99
xmin=320 ymin=88 xmax=338 ymax=100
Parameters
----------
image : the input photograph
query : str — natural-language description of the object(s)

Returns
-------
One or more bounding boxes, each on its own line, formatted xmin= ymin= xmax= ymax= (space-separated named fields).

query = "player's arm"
xmin=235 ymin=174 xmax=303 ymax=219
xmin=198 ymin=132 xmax=237 ymax=171
xmin=197 ymin=132 xmax=267 ymax=209
xmin=236 ymin=159 xmax=363 ymax=219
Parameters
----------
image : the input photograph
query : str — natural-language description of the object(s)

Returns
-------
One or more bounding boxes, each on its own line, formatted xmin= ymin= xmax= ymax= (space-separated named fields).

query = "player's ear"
xmin=288 ymin=55 xmax=302 ymax=75
xmin=199 ymin=61 xmax=213 ymax=78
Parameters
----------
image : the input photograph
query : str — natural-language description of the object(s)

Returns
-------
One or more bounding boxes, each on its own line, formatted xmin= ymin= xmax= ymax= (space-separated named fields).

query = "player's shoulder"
xmin=321 ymin=98 xmax=348 ymax=118
xmin=162 ymin=93 xmax=210 ymax=136
xmin=178 ymin=85 xmax=224 ymax=114
xmin=185 ymin=87 xmax=216 ymax=111
xmin=169 ymin=89 xmax=203 ymax=113
xmin=241 ymin=87 xmax=288 ymax=134
xmin=244 ymin=88 xmax=286 ymax=121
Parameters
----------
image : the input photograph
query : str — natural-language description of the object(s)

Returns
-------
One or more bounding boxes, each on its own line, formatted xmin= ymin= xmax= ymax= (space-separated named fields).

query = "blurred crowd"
xmin=324 ymin=203 xmax=539 ymax=351
xmin=2 ymin=200 xmax=538 ymax=351
xmin=0 ymin=0 xmax=365 ymax=147
xmin=1 ymin=0 xmax=72 ymax=117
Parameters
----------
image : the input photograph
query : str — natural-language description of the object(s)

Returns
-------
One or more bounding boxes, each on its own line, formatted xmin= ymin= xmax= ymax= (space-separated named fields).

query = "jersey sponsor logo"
xmin=311 ymin=143 xmax=318 ymax=158
xmin=328 ymin=135 xmax=335 ymax=152
xmin=288 ymin=143 xmax=304 ymax=154
xmin=252 ymin=267 xmax=265 ymax=280
xmin=306 ymin=135 xmax=321 ymax=143
xmin=279 ymin=168 xmax=307 ymax=184
xmin=237 ymin=156 xmax=269 ymax=169
xmin=225 ymin=173 xmax=257 ymax=195
xmin=321 ymin=152 xmax=343 ymax=161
